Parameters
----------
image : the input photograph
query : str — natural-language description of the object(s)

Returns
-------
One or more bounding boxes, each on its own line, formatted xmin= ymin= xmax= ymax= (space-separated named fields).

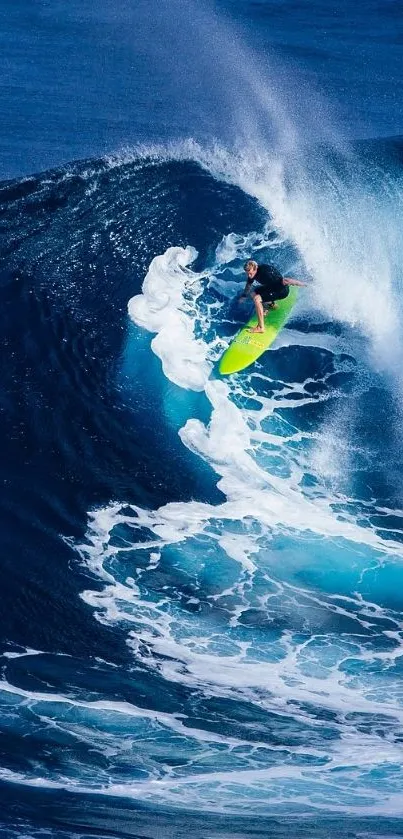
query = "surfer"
xmin=240 ymin=260 xmax=307 ymax=333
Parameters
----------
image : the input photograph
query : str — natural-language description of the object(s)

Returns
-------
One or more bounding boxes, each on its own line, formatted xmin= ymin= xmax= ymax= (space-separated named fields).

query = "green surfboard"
xmin=218 ymin=287 xmax=298 ymax=375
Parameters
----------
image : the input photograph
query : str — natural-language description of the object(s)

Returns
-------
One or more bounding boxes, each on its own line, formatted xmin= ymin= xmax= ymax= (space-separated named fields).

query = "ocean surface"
xmin=1 ymin=1 xmax=403 ymax=837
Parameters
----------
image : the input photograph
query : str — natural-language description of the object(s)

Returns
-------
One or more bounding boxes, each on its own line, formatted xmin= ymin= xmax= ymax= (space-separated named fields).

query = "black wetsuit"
xmin=249 ymin=264 xmax=289 ymax=304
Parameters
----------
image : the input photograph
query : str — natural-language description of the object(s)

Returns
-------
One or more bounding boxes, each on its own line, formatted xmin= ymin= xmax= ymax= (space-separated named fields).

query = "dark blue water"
xmin=1 ymin=0 xmax=402 ymax=178
xmin=1 ymin=1 xmax=403 ymax=837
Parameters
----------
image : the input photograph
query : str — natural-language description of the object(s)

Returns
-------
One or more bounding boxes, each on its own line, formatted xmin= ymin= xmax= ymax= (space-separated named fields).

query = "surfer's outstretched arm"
xmin=283 ymin=277 xmax=308 ymax=287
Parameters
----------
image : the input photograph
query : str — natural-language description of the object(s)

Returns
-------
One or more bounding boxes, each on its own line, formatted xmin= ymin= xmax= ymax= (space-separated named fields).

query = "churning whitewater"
xmin=82 ymin=145 xmax=403 ymax=815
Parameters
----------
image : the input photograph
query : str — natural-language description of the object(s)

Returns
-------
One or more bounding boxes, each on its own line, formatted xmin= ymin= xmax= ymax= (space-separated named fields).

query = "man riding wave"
xmin=240 ymin=260 xmax=307 ymax=333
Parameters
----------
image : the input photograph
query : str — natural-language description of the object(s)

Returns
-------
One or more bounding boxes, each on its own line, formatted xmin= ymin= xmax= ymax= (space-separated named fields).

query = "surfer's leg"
xmin=263 ymin=290 xmax=280 ymax=312
xmin=273 ymin=286 xmax=289 ymax=306
xmin=249 ymin=293 xmax=265 ymax=333
xmin=263 ymin=287 xmax=288 ymax=313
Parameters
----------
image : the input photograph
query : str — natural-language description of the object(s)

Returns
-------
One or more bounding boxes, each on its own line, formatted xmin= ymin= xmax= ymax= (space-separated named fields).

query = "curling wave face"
xmin=1 ymin=140 xmax=403 ymax=835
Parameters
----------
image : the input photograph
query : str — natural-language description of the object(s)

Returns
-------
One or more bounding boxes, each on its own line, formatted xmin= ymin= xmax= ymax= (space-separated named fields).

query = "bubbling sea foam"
xmin=79 ymin=221 xmax=402 ymax=814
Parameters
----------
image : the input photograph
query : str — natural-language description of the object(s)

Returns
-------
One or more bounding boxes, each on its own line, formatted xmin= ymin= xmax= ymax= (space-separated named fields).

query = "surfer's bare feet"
xmin=249 ymin=326 xmax=264 ymax=333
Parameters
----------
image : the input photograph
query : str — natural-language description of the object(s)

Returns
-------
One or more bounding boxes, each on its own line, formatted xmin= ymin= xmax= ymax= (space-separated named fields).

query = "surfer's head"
xmin=244 ymin=260 xmax=258 ymax=280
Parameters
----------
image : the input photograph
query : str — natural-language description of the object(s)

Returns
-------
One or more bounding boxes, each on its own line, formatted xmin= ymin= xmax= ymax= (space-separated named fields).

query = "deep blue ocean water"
xmin=1 ymin=1 xmax=403 ymax=837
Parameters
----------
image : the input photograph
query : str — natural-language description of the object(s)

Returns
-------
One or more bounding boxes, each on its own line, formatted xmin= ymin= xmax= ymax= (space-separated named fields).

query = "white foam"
xmin=3 ymin=667 xmax=403 ymax=814
xmin=128 ymin=245 xmax=211 ymax=391
xmin=78 ymin=494 xmax=403 ymax=706
xmin=83 ymin=143 xmax=403 ymax=817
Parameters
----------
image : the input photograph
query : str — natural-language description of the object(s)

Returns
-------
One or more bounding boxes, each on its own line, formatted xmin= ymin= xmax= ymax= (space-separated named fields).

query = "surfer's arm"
xmin=240 ymin=279 xmax=254 ymax=299
xmin=283 ymin=277 xmax=307 ymax=287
